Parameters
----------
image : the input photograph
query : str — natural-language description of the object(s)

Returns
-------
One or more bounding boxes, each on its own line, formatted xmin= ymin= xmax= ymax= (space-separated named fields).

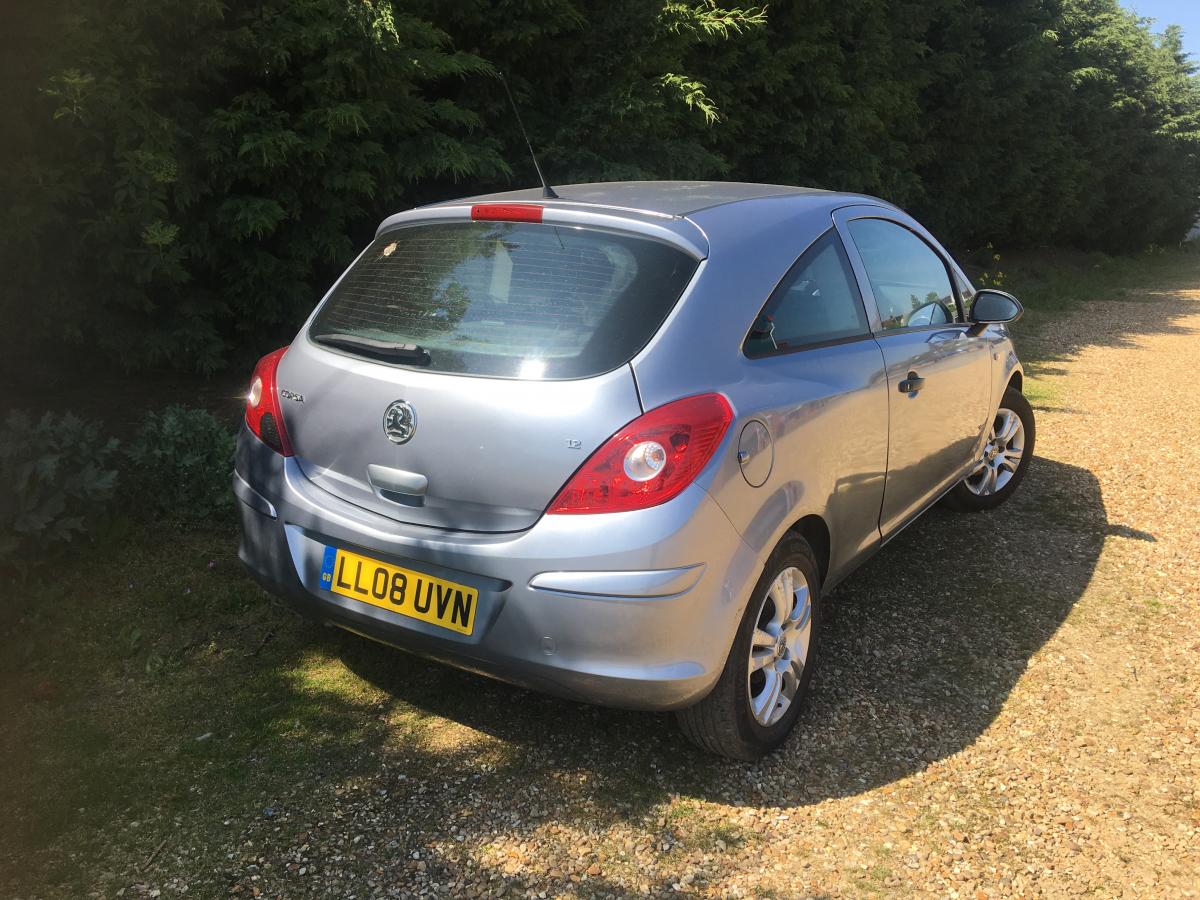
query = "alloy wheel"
xmin=747 ymin=566 xmax=813 ymax=726
xmin=965 ymin=407 xmax=1025 ymax=496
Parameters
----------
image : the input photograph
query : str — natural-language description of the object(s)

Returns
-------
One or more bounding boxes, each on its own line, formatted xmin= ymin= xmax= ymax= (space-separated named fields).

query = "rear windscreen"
xmin=308 ymin=221 xmax=699 ymax=378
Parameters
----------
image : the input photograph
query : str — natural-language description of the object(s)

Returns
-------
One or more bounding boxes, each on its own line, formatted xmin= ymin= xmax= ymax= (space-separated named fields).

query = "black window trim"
xmin=842 ymin=214 xmax=969 ymax=336
xmin=741 ymin=227 xmax=875 ymax=360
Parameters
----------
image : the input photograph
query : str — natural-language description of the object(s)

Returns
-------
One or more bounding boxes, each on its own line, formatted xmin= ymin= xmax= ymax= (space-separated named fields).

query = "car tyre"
xmin=677 ymin=534 xmax=822 ymax=761
xmin=944 ymin=386 xmax=1036 ymax=512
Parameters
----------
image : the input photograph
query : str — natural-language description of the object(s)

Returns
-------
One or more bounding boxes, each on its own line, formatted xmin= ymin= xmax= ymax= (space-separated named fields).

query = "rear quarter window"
xmin=309 ymin=221 xmax=699 ymax=379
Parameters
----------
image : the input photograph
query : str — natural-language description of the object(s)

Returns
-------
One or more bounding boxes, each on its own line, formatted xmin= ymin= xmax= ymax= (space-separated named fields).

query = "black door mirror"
xmin=970 ymin=289 xmax=1023 ymax=325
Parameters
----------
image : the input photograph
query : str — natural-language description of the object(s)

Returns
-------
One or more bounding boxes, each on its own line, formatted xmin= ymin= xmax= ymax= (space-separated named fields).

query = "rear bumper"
xmin=234 ymin=426 xmax=761 ymax=710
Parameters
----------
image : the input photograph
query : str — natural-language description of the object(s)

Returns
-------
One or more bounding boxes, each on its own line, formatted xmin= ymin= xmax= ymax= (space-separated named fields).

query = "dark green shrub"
xmin=1 ymin=0 xmax=1197 ymax=381
xmin=0 ymin=411 xmax=120 ymax=564
xmin=124 ymin=406 xmax=236 ymax=524
xmin=0 ymin=0 xmax=764 ymax=376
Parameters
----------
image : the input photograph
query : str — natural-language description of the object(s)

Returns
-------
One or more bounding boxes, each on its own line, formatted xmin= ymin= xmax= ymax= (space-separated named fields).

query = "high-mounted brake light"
xmin=471 ymin=203 xmax=544 ymax=223
xmin=547 ymin=393 xmax=733 ymax=515
xmin=245 ymin=346 xmax=294 ymax=456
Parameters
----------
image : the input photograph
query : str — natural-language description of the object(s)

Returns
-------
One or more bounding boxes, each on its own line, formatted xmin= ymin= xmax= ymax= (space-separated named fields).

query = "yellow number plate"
xmin=319 ymin=546 xmax=477 ymax=636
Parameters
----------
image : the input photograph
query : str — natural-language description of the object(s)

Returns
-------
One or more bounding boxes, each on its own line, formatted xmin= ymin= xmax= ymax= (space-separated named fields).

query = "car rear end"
xmin=233 ymin=198 xmax=762 ymax=710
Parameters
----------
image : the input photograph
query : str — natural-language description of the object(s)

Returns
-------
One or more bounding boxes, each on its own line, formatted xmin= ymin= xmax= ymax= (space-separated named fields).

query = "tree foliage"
xmin=2 ymin=0 xmax=1197 ymax=374
xmin=124 ymin=405 xmax=238 ymax=523
xmin=0 ymin=411 xmax=120 ymax=564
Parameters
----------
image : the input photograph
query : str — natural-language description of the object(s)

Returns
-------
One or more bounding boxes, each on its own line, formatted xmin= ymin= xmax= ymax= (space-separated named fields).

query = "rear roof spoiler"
xmin=374 ymin=203 xmax=710 ymax=261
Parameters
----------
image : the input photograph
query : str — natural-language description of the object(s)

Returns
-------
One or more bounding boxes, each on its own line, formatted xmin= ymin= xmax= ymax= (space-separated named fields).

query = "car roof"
xmin=427 ymin=180 xmax=883 ymax=219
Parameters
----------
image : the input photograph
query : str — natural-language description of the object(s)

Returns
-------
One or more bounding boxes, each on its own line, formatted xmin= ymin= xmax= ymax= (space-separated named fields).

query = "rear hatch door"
xmin=275 ymin=212 xmax=702 ymax=533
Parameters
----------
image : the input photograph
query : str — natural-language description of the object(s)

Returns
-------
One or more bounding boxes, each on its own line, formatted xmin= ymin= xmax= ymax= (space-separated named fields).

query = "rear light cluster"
xmin=245 ymin=346 xmax=294 ymax=456
xmin=547 ymin=393 xmax=733 ymax=515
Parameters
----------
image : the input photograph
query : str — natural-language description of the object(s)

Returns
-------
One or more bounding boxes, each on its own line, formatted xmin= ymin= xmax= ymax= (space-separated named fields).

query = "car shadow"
xmin=1019 ymin=289 xmax=1199 ymax=379
xmin=334 ymin=453 xmax=1106 ymax=815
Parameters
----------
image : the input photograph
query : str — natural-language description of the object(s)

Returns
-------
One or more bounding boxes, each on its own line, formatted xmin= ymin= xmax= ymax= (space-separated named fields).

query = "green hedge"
xmin=0 ymin=407 xmax=238 ymax=570
xmin=0 ymin=412 xmax=120 ymax=564
xmin=124 ymin=405 xmax=237 ymax=524
xmin=2 ymin=0 xmax=1197 ymax=375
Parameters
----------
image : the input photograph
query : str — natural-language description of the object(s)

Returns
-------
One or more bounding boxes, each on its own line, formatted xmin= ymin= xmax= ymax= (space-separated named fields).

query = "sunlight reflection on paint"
xmin=518 ymin=359 xmax=546 ymax=379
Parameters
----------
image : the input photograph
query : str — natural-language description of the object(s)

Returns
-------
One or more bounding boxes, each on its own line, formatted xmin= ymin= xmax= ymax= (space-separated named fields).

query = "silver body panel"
xmin=236 ymin=181 xmax=1024 ymax=710
xmin=236 ymin=440 xmax=761 ymax=709
xmin=279 ymin=343 xmax=644 ymax=532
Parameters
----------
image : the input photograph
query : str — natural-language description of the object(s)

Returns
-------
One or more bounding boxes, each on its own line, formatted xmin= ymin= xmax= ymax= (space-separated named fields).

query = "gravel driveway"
xmin=86 ymin=288 xmax=1200 ymax=898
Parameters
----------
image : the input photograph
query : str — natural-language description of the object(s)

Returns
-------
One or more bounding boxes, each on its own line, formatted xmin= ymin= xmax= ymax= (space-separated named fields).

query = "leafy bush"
xmin=124 ymin=406 xmax=236 ymax=524
xmin=0 ymin=411 xmax=120 ymax=564
xmin=0 ymin=0 xmax=766 ymax=377
xmin=1 ymin=0 xmax=1197 ymax=378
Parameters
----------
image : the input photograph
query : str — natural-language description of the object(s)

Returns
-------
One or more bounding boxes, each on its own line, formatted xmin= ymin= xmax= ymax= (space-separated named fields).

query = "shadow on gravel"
xmin=335 ymin=455 xmax=1106 ymax=816
xmin=9 ymin=271 xmax=1197 ymax=897
xmin=1021 ymin=290 xmax=1198 ymax=377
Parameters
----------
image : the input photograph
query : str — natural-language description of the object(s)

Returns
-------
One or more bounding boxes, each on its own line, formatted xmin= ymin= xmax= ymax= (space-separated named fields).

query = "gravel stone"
xmin=9 ymin=287 xmax=1199 ymax=899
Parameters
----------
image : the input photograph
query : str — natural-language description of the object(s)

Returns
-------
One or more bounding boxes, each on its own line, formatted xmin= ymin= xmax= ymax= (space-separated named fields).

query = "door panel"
xmin=833 ymin=207 xmax=992 ymax=536
xmin=873 ymin=328 xmax=990 ymax=533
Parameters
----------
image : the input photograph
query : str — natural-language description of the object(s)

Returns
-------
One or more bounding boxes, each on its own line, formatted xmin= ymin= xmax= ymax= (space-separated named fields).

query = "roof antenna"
xmin=497 ymin=71 xmax=559 ymax=200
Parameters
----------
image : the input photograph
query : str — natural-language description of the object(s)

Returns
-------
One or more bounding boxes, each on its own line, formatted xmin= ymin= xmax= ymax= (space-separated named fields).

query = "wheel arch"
xmin=1007 ymin=369 xmax=1024 ymax=393
xmin=787 ymin=514 xmax=830 ymax=587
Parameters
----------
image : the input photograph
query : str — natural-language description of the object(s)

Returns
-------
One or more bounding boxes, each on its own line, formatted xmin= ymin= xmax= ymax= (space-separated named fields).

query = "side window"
xmin=845 ymin=218 xmax=959 ymax=331
xmin=743 ymin=230 xmax=869 ymax=357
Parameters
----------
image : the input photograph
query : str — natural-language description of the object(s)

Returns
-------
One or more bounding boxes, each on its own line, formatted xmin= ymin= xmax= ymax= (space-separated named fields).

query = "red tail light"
xmin=547 ymin=393 xmax=734 ymax=515
xmin=245 ymin=346 xmax=294 ymax=456
xmin=471 ymin=203 xmax=543 ymax=223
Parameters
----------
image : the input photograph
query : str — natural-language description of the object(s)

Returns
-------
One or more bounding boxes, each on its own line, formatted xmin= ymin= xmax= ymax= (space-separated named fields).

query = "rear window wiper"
xmin=313 ymin=333 xmax=432 ymax=366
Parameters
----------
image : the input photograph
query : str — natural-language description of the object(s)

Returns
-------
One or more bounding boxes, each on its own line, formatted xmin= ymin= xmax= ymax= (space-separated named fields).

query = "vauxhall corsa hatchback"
xmin=235 ymin=181 xmax=1034 ymax=759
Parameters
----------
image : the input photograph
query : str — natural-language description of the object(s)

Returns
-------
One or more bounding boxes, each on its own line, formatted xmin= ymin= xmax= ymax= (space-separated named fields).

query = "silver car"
xmin=234 ymin=181 xmax=1034 ymax=759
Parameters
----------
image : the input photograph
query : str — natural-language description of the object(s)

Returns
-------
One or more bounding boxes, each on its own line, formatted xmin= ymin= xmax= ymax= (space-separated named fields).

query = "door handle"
xmin=898 ymin=371 xmax=925 ymax=394
xmin=367 ymin=464 xmax=428 ymax=497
